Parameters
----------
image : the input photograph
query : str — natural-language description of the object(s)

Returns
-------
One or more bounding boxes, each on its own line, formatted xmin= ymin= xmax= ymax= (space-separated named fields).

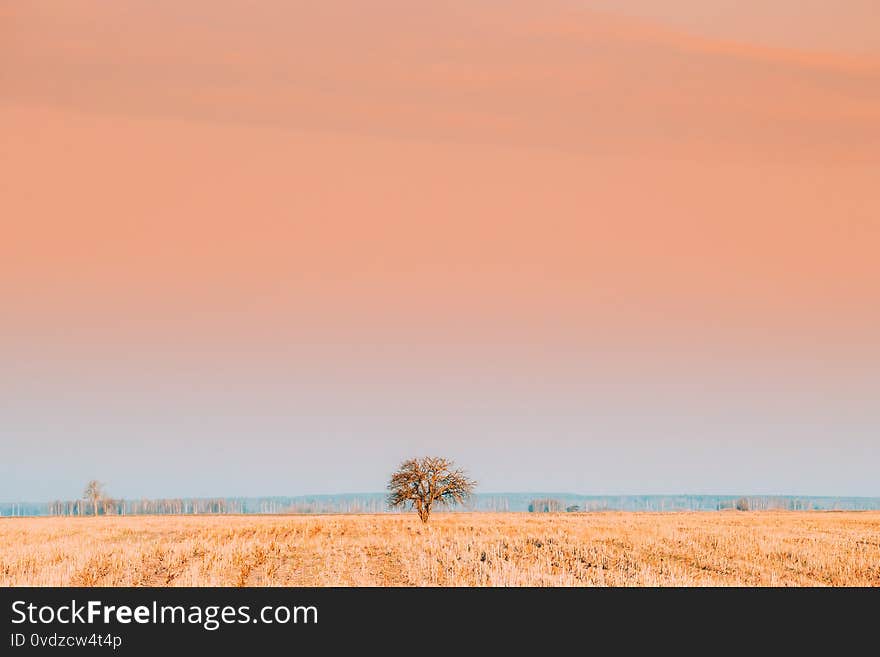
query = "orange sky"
xmin=2 ymin=1 xmax=878 ymax=499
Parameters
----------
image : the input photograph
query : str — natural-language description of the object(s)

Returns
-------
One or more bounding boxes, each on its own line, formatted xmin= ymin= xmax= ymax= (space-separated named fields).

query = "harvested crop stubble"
xmin=1 ymin=512 xmax=878 ymax=586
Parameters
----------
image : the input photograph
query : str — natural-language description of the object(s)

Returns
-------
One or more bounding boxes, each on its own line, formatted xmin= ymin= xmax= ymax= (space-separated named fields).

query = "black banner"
xmin=0 ymin=587 xmax=873 ymax=653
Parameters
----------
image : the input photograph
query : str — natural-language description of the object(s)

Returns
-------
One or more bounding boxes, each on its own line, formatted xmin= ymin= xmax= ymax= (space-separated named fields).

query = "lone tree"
xmin=387 ymin=457 xmax=476 ymax=523
xmin=83 ymin=480 xmax=105 ymax=517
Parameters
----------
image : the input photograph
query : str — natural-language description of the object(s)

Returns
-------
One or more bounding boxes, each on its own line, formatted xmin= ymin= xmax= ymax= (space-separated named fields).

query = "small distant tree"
xmin=83 ymin=480 xmax=105 ymax=516
xmin=387 ymin=457 xmax=476 ymax=523
xmin=735 ymin=497 xmax=750 ymax=512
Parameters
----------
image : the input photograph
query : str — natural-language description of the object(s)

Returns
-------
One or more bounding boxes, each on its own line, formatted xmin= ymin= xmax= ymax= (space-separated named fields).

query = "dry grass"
xmin=1 ymin=512 xmax=878 ymax=586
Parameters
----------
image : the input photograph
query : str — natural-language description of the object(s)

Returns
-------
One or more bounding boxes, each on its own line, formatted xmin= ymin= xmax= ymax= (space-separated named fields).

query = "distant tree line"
xmin=7 ymin=486 xmax=880 ymax=517
xmin=44 ymin=495 xmax=442 ymax=516
xmin=719 ymin=496 xmax=821 ymax=512
xmin=30 ymin=494 xmax=880 ymax=516
xmin=47 ymin=497 xmax=242 ymax=516
xmin=528 ymin=498 xmax=562 ymax=513
xmin=42 ymin=480 xmax=401 ymax=516
xmin=527 ymin=498 xmax=582 ymax=513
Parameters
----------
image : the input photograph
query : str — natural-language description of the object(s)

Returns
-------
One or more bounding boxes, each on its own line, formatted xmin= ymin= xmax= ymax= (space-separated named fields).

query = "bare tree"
xmin=83 ymin=480 xmax=105 ymax=517
xmin=387 ymin=457 xmax=476 ymax=523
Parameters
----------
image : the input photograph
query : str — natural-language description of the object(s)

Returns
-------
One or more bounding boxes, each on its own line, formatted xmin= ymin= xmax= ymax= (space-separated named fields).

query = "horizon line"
xmin=4 ymin=491 xmax=880 ymax=506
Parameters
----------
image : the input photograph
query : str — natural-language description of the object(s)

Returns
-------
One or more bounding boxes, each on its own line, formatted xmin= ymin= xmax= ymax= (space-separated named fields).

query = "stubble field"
xmin=1 ymin=512 xmax=878 ymax=586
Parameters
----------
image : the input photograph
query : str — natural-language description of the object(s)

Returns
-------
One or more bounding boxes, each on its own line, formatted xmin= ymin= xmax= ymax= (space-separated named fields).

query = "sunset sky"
xmin=2 ymin=1 xmax=878 ymax=501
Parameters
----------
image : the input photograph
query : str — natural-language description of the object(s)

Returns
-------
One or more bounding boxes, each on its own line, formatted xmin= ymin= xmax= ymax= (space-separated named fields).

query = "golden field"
xmin=1 ymin=512 xmax=878 ymax=586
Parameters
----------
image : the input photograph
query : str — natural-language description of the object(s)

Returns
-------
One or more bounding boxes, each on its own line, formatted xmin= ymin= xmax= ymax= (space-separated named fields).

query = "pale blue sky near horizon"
xmin=3 ymin=355 xmax=877 ymax=502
